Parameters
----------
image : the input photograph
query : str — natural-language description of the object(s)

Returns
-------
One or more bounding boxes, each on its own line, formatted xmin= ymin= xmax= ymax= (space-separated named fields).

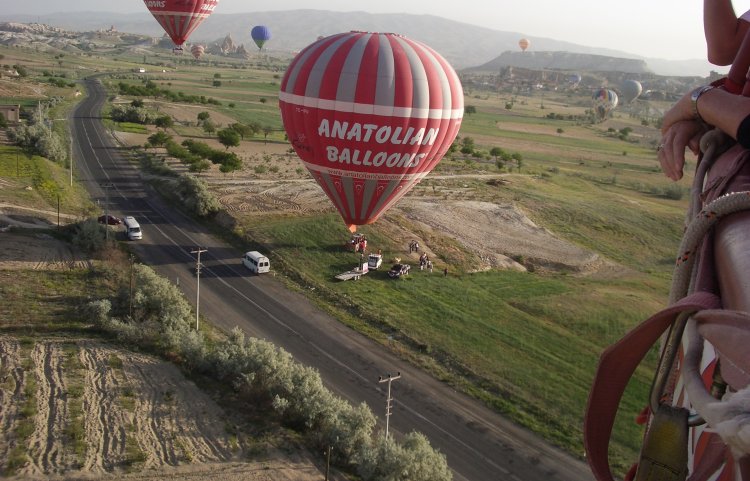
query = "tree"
xmin=217 ymin=128 xmax=241 ymax=150
xmin=464 ymin=105 xmax=477 ymax=114
xmin=217 ymin=152 xmax=242 ymax=175
xmin=147 ymin=131 xmax=171 ymax=149
xmin=182 ymin=139 xmax=213 ymax=159
xmin=131 ymin=99 xmax=144 ymax=108
xmin=460 ymin=137 xmax=475 ymax=155
xmin=155 ymin=115 xmax=174 ymax=131
xmin=230 ymin=123 xmax=258 ymax=140
xmin=262 ymin=125 xmax=273 ymax=144
xmin=212 ymin=80 xmax=222 ymax=88
xmin=489 ymin=147 xmax=504 ymax=162
xmin=512 ymin=152 xmax=523 ymax=172
xmin=202 ymin=119 xmax=216 ymax=135
xmin=197 ymin=111 xmax=210 ymax=124
xmin=189 ymin=158 xmax=212 ymax=175
xmin=556 ymin=128 xmax=564 ymax=136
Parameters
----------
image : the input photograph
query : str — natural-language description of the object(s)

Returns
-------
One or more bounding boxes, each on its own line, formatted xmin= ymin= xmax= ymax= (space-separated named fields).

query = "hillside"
xmin=0 ymin=9 xmax=719 ymax=76
xmin=469 ymin=50 xmax=652 ymax=75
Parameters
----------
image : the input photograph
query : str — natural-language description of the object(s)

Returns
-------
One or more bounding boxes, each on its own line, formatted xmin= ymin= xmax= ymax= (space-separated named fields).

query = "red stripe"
xmin=354 ymin=34 xmax=381 ymax=106
xmin=319 ymin=33 xmax=362 ymax=101
xmin=388 ymin=35 xmax=413 ymax=109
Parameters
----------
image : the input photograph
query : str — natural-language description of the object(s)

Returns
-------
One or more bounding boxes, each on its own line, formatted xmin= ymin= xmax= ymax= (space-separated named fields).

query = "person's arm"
xmin=658 ymin=86 xmax=750 ymax=180
xmin=704 ymin=0 xmax=750 ymax=64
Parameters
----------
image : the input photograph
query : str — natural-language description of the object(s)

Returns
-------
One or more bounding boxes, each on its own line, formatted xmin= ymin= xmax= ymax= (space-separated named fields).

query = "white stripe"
xmin=153 ymin=11 xmax=210 ymax=18
xmin=303 ymin=162 xmax=431 ymax=181
xmin=280 ymin=91 xmax=463 ymax=120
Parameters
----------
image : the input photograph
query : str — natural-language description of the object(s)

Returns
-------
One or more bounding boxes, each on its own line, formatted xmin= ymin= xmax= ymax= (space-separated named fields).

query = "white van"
xmin=242 ymin=251 xmax=270 ymax=274
xmin=123 ymin=216 xmax=142 ymax=240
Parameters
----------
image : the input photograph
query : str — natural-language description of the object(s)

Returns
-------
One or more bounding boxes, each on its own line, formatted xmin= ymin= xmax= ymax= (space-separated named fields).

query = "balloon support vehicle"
xmin=387 ymin=263 xmax=411 ymax=279
xmin=367 ymin=253 xmax=383 ymax=270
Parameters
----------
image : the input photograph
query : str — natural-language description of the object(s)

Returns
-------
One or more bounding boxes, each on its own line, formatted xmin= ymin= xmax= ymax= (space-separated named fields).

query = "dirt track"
xmin=0 ymin=337 xmax=330 ymax=481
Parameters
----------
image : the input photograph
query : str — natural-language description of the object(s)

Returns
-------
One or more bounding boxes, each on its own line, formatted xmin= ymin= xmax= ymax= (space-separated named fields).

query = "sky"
xmin=4 ymin=0 xmax=750 ymax=61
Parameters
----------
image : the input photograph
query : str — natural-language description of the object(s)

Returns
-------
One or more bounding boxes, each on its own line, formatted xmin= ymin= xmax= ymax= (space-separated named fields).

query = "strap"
xmin=726 ymin=28 xmax=750 ymax=94
xmin=634 ymin=404 xmax=689 ymax=481
xmin=584 ymin=291 xmax=721 ymax=481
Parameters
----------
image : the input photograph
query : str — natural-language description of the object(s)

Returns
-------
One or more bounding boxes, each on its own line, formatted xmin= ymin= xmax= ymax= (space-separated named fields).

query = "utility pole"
xmin=129 ymin=254 xmax=135 ymax=319
xmin=378 ymin=372 xmax=401 ymax=440
xmin=324 ymin=445 xmax=331 ymax=481
xmin=190 ymin=247 xmax=207 ymax=331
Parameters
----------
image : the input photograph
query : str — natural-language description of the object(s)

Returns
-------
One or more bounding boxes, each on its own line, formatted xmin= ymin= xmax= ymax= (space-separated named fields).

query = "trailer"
xmin=335 ymin=261 xmax=369 ymax=281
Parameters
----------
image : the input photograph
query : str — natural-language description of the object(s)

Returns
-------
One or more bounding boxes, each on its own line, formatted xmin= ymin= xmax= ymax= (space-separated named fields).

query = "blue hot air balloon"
xmin=251 ymin=25 xmax=271 ymax=51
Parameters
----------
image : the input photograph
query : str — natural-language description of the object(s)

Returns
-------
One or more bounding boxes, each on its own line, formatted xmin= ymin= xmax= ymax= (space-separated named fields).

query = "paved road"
xmin=71 ymin=77 xmax=595 ymax=481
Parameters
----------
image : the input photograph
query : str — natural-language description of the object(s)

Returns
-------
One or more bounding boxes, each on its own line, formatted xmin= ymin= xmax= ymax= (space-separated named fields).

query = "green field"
xmin=0 ymin=41 xmax=692 ymax=475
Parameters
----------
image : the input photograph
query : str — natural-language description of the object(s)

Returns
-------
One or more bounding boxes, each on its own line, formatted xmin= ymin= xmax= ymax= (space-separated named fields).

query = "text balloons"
xmin=279 ymin=32 xmax=464 ymax=232
xmin=143 ymin=0 xmax=219 ymax=48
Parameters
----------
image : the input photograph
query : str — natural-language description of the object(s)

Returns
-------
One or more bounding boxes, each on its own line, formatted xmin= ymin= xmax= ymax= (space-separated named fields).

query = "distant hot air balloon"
xmin=143 ymin=0 xmax=219 ymax=52
xmin=191 ymin=44 xmax=205 ymax=59
xmin=518 ymin=38 xmax=530 ymax=52
xmin=620 ymin=79 xmax=643 ymax=103
xmin=279 ymin=32 xmax=464 ymax=232
xmin=592 ymin=88 xmax=618 ymax=120
xmin=568 ymin=73 xmax=582 ymax=85
xmin=251 ymin=25 xmax=271 ymax=51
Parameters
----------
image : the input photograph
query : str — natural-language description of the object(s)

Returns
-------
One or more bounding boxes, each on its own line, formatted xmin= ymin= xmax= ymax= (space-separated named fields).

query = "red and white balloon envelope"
xmin=143 ymin=0 xmax=219 ymax=49
xmin=279 ymin=32 xmax=464 ymax=232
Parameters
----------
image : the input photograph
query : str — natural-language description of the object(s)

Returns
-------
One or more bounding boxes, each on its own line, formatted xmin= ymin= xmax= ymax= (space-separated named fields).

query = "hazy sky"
xmin=4 ymin=0 xmax=750 ymax=60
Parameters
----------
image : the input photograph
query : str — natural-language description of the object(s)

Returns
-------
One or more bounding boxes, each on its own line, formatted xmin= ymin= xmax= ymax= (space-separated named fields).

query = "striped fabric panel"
xmin=145 ymin=0 xmax=218 ymax=45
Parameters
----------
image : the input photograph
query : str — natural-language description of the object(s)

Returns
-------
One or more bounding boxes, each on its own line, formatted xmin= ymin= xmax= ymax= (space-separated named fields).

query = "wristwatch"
xmin=691 ymin=85 xmax=714 ymax=123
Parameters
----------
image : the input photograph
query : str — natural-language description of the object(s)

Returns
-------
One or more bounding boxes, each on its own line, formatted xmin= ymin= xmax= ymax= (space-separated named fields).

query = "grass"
xmin=241 ymin=213 xmax=662 ymax=460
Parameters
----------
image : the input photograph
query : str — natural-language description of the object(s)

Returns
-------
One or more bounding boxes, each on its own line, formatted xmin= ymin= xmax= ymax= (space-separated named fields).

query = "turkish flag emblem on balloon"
xmin=143 ymin=0 xmax=219 ymax=48
xmin=279 ymin=32 xmax=464 ymax=232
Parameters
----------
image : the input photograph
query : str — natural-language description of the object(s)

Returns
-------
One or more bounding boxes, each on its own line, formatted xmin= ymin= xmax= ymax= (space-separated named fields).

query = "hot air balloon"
xmin=251 ymin=25 xmax=271 ymax=51
xmin=518 ymin=38 xmax=530 ymax=52
xmin=279 ymin=32 xmax=464 ymax=233
xmin=191 ymin=44 xmax=205 ymax=59
xmin=143 ymin=0 xmax=219 ymax=52
xmin=568 ymin=73 xmax=582 ymax=85
xmin=592 ymin=88 xmax=618 ymax=120
xmin=620 ymin=79 xmax=643 ymax=103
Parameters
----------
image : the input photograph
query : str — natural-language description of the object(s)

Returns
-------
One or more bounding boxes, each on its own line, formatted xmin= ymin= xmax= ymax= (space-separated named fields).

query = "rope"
xmin=669 ymin=191 xmax=750 ymax=303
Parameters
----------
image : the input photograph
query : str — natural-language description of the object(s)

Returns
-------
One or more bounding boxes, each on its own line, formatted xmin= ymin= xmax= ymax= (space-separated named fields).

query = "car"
xmin=387 ymin=263 xmax=411 ymax=279
xmin=97 ymin=214 xmax=122 ymax=225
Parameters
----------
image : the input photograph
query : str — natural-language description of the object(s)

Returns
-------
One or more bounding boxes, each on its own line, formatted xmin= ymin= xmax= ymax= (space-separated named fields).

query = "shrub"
xmin=80 ymin=299 xmax=112 ymax=327
xmin=175 ymin=174 xmax=221 ymax=217
xmin=662 ymin=183 xmax=684 ymax=200
xmin=71 ymin=219 xmax=107 ymax=252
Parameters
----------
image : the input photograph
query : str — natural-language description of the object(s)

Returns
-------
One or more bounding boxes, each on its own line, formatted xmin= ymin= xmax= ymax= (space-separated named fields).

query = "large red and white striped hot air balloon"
xmin=279 ymin=32 xmax=464 ymax=232
xmin=143 ymin=0 xmax=219 ymax=52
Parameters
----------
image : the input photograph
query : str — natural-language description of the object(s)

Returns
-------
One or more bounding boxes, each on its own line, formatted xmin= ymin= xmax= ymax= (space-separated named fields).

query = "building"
xmin=0 ymin=105 xmax=21 ymax=124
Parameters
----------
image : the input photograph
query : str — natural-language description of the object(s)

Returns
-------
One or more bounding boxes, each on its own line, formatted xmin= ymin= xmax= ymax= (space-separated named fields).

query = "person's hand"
xmin=661 ymin=90 xmax=695 ymax=136
xmin=658 ymin=120 xmax=709 ymax=181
